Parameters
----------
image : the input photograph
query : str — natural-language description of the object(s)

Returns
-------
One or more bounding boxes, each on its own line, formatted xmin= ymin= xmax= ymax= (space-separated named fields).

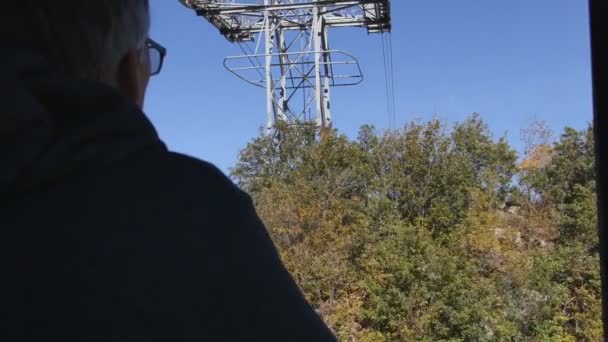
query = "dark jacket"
xmin=0 ymin=50 xmax=336 ymax=341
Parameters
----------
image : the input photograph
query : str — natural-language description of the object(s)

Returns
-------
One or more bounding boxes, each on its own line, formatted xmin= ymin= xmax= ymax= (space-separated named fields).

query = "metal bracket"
xmin=223 ymin=50 xmax=364 ymax=89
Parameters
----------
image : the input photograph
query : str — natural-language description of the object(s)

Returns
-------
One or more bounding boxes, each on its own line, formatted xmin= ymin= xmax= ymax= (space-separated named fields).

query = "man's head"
xmin=3 ymin=1 xmax=153 ymax=108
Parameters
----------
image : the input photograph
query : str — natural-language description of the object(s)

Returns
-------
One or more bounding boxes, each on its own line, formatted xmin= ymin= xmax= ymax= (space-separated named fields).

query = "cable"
xmin=387 ymin=32 xmax=397 ymax=129
xmin=381 ymin=31 xmax=397 ymax=130
xmin=381 ymin=32 xmax=393 ymax=130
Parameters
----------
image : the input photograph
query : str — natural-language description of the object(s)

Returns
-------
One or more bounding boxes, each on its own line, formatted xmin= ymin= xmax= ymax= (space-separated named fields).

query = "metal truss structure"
xmin=179 ymin=0 xmax=391 ymax=129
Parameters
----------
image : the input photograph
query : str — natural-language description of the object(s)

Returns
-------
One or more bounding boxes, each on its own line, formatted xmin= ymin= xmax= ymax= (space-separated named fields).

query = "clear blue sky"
xmin=146 ymin=0 xmax=592 ymax=173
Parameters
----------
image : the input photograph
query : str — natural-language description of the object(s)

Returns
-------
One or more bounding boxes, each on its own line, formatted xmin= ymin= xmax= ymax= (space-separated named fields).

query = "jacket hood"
xmin=0 ymin=49 xmax=164 ymax=198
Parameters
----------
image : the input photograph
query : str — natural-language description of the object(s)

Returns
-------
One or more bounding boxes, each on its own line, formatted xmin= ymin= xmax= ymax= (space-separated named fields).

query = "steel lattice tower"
xmin=179 ymin=0 xmax=391 ymax=129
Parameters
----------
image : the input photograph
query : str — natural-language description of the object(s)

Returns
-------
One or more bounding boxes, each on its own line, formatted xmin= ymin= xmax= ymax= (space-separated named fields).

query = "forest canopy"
xmin=231 ymin=115 xmax=600 ymax=341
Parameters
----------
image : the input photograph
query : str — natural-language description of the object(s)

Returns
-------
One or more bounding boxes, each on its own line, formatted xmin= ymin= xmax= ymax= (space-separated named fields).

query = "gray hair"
xmin=3 ymin=0 xmax=150 ymax=82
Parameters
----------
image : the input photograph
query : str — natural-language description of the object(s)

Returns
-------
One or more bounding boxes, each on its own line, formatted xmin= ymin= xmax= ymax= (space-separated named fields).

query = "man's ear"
xmin=115 ymin=49 xmax=146 ymax=108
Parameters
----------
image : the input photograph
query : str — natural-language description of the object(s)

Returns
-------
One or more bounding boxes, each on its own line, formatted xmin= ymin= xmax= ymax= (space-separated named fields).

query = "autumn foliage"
xmin=232 ymin=115 xmax=601 ymax=341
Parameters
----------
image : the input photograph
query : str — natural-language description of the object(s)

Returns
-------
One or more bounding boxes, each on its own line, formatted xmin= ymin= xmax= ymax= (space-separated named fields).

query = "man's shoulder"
xmin=164 ymin=152 xmax=237 ymax=191
xmin=153 ymin=151 xmax=247 ymax=206
xmin=84 ymin=149 xmax=257 ymax=248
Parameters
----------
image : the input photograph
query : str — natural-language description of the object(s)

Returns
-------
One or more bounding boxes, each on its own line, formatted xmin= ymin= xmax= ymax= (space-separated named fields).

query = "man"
xmin=0 ymin=1 xmax=335 ymax=341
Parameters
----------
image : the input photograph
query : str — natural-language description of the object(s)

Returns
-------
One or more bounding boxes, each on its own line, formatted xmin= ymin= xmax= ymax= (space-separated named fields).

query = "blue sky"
xmin=146 ymin=0 xmax=592 ymax=173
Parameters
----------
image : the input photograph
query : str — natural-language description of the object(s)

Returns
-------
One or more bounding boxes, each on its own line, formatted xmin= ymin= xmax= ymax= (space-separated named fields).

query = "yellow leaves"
xmin=463 ymin=197 xmax=545 ymax=283
xmin=320 ymin=294 xmax=367 ymax=341
xmin=519 ymin=144 xmax=554 ymax=171
xmin=234 ymin=119 xmax=601 ymax=340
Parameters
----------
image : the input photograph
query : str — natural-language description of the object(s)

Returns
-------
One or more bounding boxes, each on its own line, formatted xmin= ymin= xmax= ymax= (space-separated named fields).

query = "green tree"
xmin=230 ymin=117 xmax=601 ymax=341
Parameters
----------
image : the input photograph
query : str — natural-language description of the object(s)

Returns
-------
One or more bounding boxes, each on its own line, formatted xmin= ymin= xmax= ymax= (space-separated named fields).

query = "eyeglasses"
xmin=146 ymin=38 xmax=166 ymax=76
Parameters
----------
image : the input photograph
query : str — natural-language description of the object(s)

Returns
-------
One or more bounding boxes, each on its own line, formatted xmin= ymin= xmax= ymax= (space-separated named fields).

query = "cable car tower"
xmin=179 ymin=0 xmax=391 ymax=129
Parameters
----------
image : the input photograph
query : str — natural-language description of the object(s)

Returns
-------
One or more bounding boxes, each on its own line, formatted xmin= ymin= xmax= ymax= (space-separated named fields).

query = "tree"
xmin=230 ymin=117 xmax=601 ymax=341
